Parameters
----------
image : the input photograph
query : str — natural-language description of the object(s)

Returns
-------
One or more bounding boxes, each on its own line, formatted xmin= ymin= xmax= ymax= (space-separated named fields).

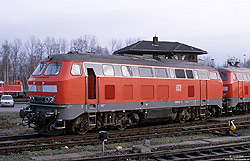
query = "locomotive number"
xmin=176 ymin=85 xmax=182 ymax=91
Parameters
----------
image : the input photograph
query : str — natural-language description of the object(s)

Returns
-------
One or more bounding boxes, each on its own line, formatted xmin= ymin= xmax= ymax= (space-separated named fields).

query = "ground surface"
xmin=0 ymin=104 xmax=27 ymax=113
xmin=0 ymin=111 xmax=249 ymax=161
xmin=0 ymin=111 xmax=34 ymax=136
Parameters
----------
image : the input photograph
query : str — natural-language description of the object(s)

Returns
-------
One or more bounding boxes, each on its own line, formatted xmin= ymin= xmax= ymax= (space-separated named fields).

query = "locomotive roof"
xmin=218 ymin=66 xmax=250 ymax=73
xmin=42 ymin=53 xmax=216 ymax=70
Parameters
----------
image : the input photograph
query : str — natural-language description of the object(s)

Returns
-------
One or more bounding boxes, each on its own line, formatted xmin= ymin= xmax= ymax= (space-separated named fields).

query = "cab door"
xmin=237 ymin=73 xmax=244 ymax=102
xmin=200 ymin=80 xmax=207 ymax=106
xmin=238 ymin=80 xmax=244 ymax=102
xmin=86 ymin=68 xmax=99 ymax=108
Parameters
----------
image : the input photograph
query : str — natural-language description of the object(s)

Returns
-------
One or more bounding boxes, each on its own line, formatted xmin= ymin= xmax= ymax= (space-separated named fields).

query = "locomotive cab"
xmin=20 ymin=58 xmax=86 ymax=135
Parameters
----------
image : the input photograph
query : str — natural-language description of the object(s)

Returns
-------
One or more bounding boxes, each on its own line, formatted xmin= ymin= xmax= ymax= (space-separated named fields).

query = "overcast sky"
xmin=1 ymin=0 xmax=250 ymax=65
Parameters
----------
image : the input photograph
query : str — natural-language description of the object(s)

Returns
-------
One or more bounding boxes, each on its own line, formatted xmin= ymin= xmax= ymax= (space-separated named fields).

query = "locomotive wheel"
xmin=209 ymin=106 xmax=219 ymax=117
xmin=177 ymin=108 xmax=191 ymax=123
xmin=190 ymin=109 xmax=196 ymax=120
xmin=243 ymin=104 xmax=248 ymax=114
xmin=73 ymin=116 xmax=89 ymax=134
xmin=129 ymin=113 xmax=140 ymax=126
xmin=177 ymin=111 xmax=186 ymax=123
xmin=117 ymin=115 xmax=131 ymax=130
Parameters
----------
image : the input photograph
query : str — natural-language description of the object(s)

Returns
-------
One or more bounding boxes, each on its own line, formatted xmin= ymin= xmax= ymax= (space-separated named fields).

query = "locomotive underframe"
xmin=224 ymin=97 xmax=250 ymax=114
xmin=20 ymin=98 xmax=223 ymax=135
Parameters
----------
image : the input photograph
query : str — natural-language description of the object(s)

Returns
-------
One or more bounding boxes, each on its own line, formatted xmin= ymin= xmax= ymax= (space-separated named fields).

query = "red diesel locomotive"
xmin=218 ymin=66 xmax=250 ymax=114
xmin=20 ymin=52 xmax=225 ymax=135
xmin=0 ymin=80 xmax=23 ymax=96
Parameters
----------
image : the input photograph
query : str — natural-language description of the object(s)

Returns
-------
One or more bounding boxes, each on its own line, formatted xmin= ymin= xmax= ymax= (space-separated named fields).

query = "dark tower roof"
xmin=113 ymin=37 xmax=207 ymax=56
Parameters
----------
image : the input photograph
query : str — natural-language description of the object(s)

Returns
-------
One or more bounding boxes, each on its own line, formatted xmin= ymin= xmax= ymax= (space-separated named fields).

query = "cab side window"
xmin=168 ymin=69 xmax=175 ymax=78
xmin=193 ymin=70 xmax=199 ymax=79
xmin=175 ymin=69 xmax=186 ymax=78
xmin=121 ymin=66 xmax=133 ymax=77
xmin=139 ymin=67 xmax=153 ymax=77
xmin=198 ymin=70 xmax=209 ymax=80
xmin=103 ymin=65 xmax=115 ymax=76
xmin=243 ymin=74 xmax=248 ymax=81
xmin=209 ymin=72 xmax=219 ymax=80
xmin=186 ymin=70 xmax=194 ymax=79
xmin=71 ymin=63 xmax=82 ymax=76
xmin=236 ymin=73 xmax=244 ymax=81
xmin=233 ymin=73 xmax=237 ymax=81
xmin=155 ymin=68 xmax=168 ymax=78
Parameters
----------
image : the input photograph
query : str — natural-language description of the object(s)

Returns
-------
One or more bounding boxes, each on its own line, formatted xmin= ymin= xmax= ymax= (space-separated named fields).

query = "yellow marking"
xmin=230 ymin=124 xmax=236 ymax=131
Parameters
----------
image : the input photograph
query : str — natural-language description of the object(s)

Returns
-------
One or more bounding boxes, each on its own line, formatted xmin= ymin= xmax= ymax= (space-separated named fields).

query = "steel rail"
xmin=75 ymin=141 xmax=250 ymax=161
xmin=0 ymin=120 xmax=250 ymax=154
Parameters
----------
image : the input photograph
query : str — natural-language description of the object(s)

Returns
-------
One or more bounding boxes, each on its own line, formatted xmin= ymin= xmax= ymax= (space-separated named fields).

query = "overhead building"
xmin=113 ymin=36 xmax=207 ymax=62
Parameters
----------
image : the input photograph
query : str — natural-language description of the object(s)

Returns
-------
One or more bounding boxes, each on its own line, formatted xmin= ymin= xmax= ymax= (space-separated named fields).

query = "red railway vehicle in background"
xmin=218 ymin=66 xmax=250 ymax=114
xmin=20 ymin=53 xmax=224 ymax=135
xmin=0 ymin=80 xmax=24 ymax=97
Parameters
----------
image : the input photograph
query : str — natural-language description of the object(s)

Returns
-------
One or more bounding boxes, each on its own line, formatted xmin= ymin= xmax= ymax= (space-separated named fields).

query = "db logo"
xmin=176 ymin=85 xmax=181 ymax=91
xmin=36 ymin=85 xmax=43 ymax=92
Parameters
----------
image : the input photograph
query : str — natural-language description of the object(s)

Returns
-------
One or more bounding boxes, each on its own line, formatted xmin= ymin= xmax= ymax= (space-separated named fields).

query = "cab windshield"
xmin=44 ymin=62 xmax=62 ymax=75
xmin=219 ymin=72 xmax=228 ymax=81
xmin=32 ymin=63 xmax=46 ymax=75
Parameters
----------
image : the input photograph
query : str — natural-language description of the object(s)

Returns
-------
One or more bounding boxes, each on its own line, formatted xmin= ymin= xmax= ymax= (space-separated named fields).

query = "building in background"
xmin=114 ymin=36 xmax=207 ymax=62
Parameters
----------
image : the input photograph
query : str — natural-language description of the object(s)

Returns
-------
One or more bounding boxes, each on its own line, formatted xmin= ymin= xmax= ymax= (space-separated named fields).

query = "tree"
xmin=94 ymin=45 xmax=109 ymax=55
xmin=0 ymin=41 xmax=11 ymax=82
xmin=70 ymin=35 xmax=98 ymax=53
xmin=0 ymin=35 xmax=146 ymax=91
xmin=25 ymin=36 xmax=45 ymax=76
xmin=9 ymin=39 xmax=22 ymax=81
xmin=125 ymin=37 xmax=141 ymax=46
xmin=44 ymin=37 xmax=68 ymax=56
xmin=108 ymin=37 xmax=141 ymax=54
xmin=108 ymin=38 xmax=123 ymax=54
xmin=18 ymin=51 xmax=29 ymax=90
xmin=198 ymin=55 xmax=216 ymax=67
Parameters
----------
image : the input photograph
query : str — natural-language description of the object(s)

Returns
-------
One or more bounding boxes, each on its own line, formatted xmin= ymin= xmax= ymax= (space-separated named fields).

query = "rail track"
xmin=77 ymin=141 xmax=250 ymax=161
xmin=0 ymin=120 xmax=207 ymax=141
xmin=1 ymin=119 xmax=250 ymax=154
xmin=0 ymin=134 xmax=40 ymax=142
xmin=1 ymin=115 xmax=249 ymax=142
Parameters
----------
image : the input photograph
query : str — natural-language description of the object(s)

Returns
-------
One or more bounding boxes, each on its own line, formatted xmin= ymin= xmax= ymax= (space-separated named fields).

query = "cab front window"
xmin=32 ymin=63 xmax=46 ymax=75
xmin=44 ymin=62 xmax=62 ymax=75
xmin=219 ymin=72 xmax=228 ymax=81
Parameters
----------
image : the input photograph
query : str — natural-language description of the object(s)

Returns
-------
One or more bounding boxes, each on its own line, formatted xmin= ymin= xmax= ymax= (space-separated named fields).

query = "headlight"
xmin=45 ymin=97 xmax=50 ymax=103
xmin=30 ymin=96 xmax=35 ymax=102
xmin=49 ymin=97 xmax=53 ymax=103
xmin=45 ymin=96 xmax=54 ymax=103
